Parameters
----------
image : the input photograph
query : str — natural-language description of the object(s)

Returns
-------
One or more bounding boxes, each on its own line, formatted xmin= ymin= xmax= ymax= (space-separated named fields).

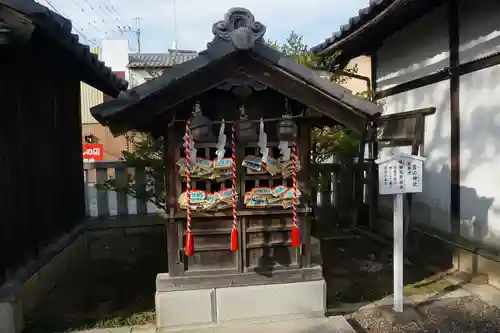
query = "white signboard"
xmin=376 ymin=153 xmax=425 ymax=195
xmin=375 ymin=153 xmax=425 ymax=313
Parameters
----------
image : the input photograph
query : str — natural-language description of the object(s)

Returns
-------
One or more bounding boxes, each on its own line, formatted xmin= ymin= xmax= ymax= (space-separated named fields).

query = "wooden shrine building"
xmin=91 ymin=7 xmax=382 ymax=329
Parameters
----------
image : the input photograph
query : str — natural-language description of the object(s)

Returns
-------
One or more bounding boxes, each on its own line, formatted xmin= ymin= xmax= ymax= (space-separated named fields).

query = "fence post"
xmin=154 ymin=168 xmax=165 ymax=214
xmin=95 ymin=166 xmax=109 ymax=217
xmin=135 ymin=165 xmax=148 ymax=215
xmin=115 ymin=164 xmax=129 ymax=215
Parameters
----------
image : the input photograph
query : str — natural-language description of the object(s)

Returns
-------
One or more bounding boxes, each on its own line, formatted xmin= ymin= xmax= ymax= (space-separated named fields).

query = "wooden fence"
xmin=83 ymin=161 xmax=161 ymax=217
xmin=0 ymin=160 xmax=369 ymax=284
xmin=310 ymin=162 xmax=370 ymax=231
xmin=83 ymin=160 xmax=368 ymax=228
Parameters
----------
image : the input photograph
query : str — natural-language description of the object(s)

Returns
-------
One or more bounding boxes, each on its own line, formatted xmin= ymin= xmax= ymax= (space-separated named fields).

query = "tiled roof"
xmin=1 ymin=0 xmax=128 ymax=96
xmin=128 ymin=49 xmax=198 ymax=68
xmin=310 ymin=0 xmax=392 ymax=55
xmin=310 ymin=0 xmax=446 ymax=58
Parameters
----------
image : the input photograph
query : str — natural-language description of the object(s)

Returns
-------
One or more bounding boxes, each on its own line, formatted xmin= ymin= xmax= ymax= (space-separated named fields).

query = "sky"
xmin=37 ymin=0 xmax=370 ymax=53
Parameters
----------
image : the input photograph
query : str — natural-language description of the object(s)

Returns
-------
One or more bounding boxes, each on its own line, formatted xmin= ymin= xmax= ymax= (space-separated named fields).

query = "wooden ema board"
xmin=173 ymin=141 xmax=308 ymax=276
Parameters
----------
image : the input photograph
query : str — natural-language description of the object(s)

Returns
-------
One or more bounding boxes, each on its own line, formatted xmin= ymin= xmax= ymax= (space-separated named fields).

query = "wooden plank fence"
xmin=83 ymin=161 xmax=162 ymax=217
xmin=83 ymin=161 xmax=369 ymax=229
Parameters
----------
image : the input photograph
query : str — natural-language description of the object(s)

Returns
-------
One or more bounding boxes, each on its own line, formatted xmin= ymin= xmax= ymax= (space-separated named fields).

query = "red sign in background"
xmin=83 ymin=144 xmax=104 ymax=161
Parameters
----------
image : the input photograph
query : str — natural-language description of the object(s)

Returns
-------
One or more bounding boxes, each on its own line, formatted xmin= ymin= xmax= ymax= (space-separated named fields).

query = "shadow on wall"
xmin=459 ymin=183 xmax=493 ymax=243
xmin=378 ymin=63 xmax=500 ymax=250
xmin=459 ymin=60 xmax=500 ymax=247
xmin=379 ymin=79 xmax=451 ymax=233
xmin=377 ymin=0 xmax=500 ymax=89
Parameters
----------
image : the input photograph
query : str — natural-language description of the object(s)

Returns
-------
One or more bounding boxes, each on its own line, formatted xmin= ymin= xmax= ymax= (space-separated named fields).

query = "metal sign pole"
xmin=393 ymin=193 xmax=404 ymax=312
xmin=376 ymin=152 xmax=425 ymax=314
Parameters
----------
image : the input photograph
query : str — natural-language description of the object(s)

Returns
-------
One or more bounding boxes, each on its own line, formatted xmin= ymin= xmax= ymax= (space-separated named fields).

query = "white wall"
xmin=128 ymin=68 xmax=164 ymax=88
xmin=458 ymin=0 xmax=500 ymax=246
xmin=375 ymin=0 xmax=500 ymax=247
xmin=101 ymin=39 xmax=130 ymax=82
xmin=458 ymin=0 xmax=500 ymax=64
xmin=376 ymin=4 xmax=452 ymax=233
xmin=377 ymin=4 xmax=449 ymax=90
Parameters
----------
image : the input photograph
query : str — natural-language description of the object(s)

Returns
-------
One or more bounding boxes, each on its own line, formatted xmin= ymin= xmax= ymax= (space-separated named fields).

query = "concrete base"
xmin=0 ymin=226 xmax=87 ymax=333
xmin=155 ymin=276 xmax=326 ymax=331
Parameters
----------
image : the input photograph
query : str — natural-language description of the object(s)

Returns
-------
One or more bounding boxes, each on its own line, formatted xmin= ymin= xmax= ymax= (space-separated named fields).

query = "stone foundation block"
xmin=155 ymin=288 xmax=215 ymax=329
xmin=215 ymin=280 xmax=326 ymax=323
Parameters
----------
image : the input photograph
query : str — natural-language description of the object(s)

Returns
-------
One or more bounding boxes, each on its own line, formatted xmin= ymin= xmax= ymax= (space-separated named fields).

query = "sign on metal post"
xmin=83 ymin=143 xmax=104 ymax=162
xmin=375 ymin=153 xmax=425 ymax=313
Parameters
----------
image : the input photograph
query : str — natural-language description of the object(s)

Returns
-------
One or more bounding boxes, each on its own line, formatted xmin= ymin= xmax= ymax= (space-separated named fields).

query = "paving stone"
xmin=131 ymin=324 xmax=157 ymax=332
xmin=157 ymin=317 xmax=346 ymax=333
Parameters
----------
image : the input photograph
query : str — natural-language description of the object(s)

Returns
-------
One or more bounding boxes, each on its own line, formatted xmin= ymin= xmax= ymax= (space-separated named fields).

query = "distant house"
xmin=316 ymin=55 xmax=372 ymax=95
xmin=80 ymin=43 xmax=198 ymax=160
xmin=81 ymin=44 xmax=129 ymax=160
xmin=128 ymin=49 xmax=198 ymax=86
xmin=312 ymin=0 xmax=500 ymax=286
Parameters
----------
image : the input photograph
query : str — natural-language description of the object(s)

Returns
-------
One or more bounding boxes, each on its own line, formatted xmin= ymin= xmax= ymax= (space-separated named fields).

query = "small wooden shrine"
xmin=91 ymin=7 xmax=381 ymax=329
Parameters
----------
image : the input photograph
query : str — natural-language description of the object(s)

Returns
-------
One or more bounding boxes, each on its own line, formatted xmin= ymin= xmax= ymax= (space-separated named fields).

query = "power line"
xmin=75 ymin=0 xmax=118 ymax=35
xmin=40 ymin=0 xmax=97 ymax=45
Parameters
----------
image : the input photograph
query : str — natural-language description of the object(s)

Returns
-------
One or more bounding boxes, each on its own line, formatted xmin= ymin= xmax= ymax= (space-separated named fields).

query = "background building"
xmin=80 ymin=40 xmax=197 ymax=160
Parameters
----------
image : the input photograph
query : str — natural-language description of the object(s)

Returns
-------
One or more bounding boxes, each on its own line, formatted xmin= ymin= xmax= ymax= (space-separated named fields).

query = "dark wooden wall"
xmin=0 ymin=46 xmax=85 ymax=284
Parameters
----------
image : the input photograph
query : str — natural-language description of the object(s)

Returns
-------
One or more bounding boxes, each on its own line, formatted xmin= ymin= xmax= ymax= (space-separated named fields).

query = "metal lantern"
xmin=189 ymin=101 xmax=213 ymax=141
xmin=236 ymin=105 xmax=257 ymax=142
xmin=278 ymin=98 xmax=297 ymax=141
xmin=278 ymin=115 xmax=297 ymax=141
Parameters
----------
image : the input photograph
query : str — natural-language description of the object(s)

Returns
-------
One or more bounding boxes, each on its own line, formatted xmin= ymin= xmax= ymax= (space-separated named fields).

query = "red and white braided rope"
xmin=231 ymin=123 xmax=238 ymax=247
xmin=185 ymin=120 xmax=192 ymax=234
xmin=292 ymin=138 xmax=298 ymax=230
xmin=231 ymin=123 xmax=237 ymax=227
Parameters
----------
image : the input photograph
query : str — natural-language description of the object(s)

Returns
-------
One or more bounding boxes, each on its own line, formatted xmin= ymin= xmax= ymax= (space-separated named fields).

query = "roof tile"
xmin=128 ymin=49 xmax=198 ymax=68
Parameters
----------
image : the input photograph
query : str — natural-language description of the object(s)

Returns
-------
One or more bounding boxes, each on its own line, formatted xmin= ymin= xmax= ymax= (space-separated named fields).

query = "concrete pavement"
xmin=76 ymin=316 xmax=356 ymax=333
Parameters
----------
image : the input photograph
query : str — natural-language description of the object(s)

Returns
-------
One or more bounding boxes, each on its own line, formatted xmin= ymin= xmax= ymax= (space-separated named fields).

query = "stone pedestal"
xmin=155 ymin=266 xmax=326 ymax=331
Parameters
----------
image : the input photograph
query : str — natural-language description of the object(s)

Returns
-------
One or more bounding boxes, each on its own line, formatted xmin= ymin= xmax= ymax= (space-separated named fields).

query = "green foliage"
xmin=97 ymin=132 xmax=166 ymax=210
xmin=312 ymin=127 xmax=360 ymax=163
xmin=269 ymin=31 xmax=365 ymax=162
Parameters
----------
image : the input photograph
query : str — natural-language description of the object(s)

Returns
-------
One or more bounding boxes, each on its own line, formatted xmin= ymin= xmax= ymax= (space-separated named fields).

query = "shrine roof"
xmin=90 ymin=7 xmax=382 ymax=136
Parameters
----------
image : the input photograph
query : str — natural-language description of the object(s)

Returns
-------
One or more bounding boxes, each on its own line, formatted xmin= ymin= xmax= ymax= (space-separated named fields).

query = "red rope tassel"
xmin=185 ymin=120 xmax=194 ymax=256
xmin=231 ymin=123 xmax=239 ymax=252
xmin=291 ymin=138 xmax=301 ymax=247
xmin=185 ymin=231 xmax=194 ymax=256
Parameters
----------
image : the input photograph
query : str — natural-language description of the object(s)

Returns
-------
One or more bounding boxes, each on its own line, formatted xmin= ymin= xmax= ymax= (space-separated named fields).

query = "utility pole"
xmin=172 ymin=0 xmax=178 ymax=49
xmin=132 ymin=17 xmax=142 ymax=53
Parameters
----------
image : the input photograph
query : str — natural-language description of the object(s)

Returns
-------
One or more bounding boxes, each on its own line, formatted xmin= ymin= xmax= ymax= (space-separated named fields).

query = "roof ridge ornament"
xmin=207 ymin=7 xmax=266 ymax=50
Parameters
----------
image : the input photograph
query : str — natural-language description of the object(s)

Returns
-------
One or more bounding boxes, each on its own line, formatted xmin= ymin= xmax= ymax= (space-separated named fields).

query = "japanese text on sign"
xmin=376 ymin=154 xmax=424 ymax=195
xmin=83 ymin=143 xmax=104 ymax=161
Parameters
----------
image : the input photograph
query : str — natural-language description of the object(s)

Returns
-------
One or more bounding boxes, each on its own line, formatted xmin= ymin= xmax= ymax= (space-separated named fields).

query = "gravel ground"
xmin=348 ymin=295 xmax=500 ymax=333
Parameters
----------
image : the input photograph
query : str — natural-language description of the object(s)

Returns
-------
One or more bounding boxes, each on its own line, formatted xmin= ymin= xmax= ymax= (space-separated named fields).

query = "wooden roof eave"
xmin=91 ymin=41 xmax=238 ymax=126
xmin=243 ymin=60 xmax=368 ymax=134
xmin=90 ymin=7 xmax=383 ymax=137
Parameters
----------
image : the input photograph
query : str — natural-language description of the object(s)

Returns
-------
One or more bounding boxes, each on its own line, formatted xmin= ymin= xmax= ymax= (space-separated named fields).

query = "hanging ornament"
xmin=278 ymin=98 xmax=297 ymax=162
xmin=184 ymin=120 xmax=194 ymax=256
xmin=278 ymin=141 xmax=290 ymax=162
xmin=189 ymin=101 xmax=213 ymax=141
xmin=278 ymin=114 xmax=297 ymax=141
xmin=230 ymin=122 xmax=239 ymax=252
xmin=291 ymin=137 xmax=301 ymax=247
xmin=236 ymin=104 xmax=257 ymax=142
xmin=257 ymin=118 xmax=269 ymax=165
xmin=215 ymin=119 xmax=227 ymax=163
